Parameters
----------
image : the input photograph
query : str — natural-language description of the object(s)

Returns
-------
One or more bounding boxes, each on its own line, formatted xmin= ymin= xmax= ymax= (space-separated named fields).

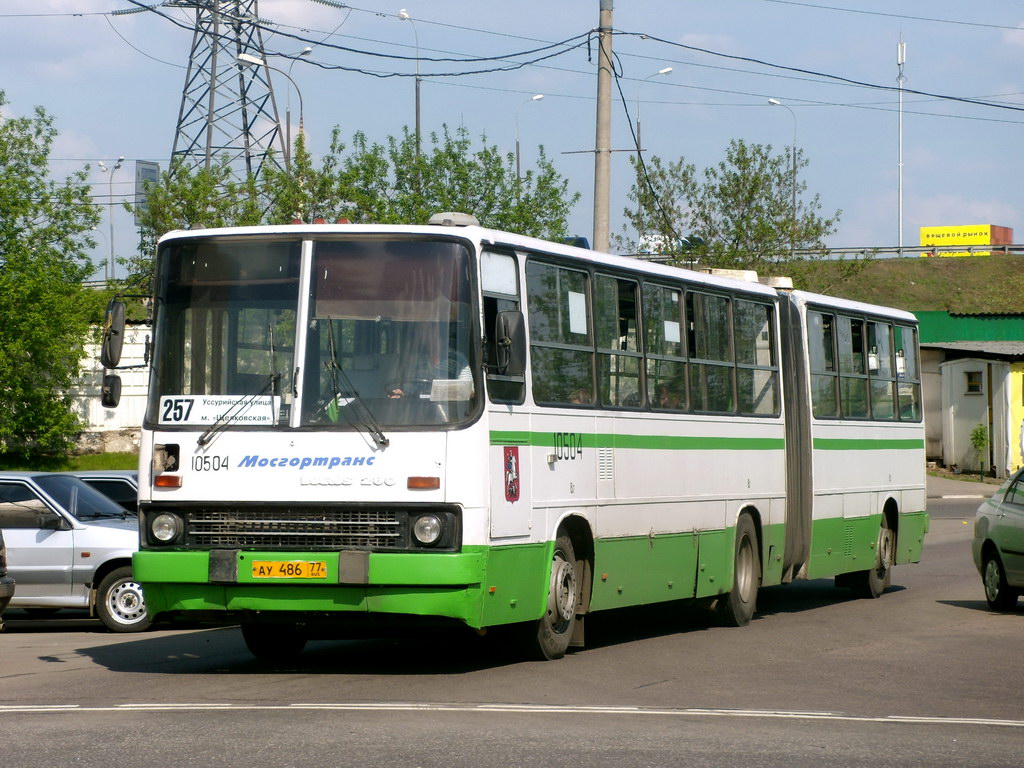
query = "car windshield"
xmin=34 ymin=475 xmax=133 ymax=519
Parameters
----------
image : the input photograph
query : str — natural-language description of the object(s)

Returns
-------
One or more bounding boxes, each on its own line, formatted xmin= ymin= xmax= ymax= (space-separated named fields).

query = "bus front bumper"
xmin=133 ymin=546 xmax=544 ymax=629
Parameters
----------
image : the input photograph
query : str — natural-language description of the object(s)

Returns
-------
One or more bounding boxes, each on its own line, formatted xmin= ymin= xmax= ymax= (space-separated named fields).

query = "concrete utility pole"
xmin=593 ymin=0 xmax=613 ymax=253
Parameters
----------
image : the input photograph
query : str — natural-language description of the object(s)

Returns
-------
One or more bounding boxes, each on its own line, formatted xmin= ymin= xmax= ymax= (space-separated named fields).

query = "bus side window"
xmin=642 ymin=283 xmax=686 ymax=411
xmin=481 ymin=251 xmax=525 ymax=405
xmin=895 ymin=325 xmax=922 ymax=421
xmin=526 ymin=261 xmax=594 ymax=406
xmin=868 ymin=321 xmax=896 ymax=420
xmin=687 ymin=292 xmax=734 ymax=413
xmin=595 ymin=274 xmax=642 ymax=407
xmin=734 ymin=299 xmax=779 ymax=416
xmin=808 ymin=311 xmax=839 ymax=418
xmin=837 ymin=316 xmax=868 ymax=418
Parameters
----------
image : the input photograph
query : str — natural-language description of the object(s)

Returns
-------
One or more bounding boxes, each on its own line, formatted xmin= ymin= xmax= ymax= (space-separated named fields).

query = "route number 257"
xmin=161 ymin=398 xmax=194 ymax=423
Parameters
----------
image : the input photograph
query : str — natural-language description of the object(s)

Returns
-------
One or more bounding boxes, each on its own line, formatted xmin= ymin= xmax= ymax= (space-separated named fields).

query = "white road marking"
xmin=2 ymin=702 xmax=1023 ymax=728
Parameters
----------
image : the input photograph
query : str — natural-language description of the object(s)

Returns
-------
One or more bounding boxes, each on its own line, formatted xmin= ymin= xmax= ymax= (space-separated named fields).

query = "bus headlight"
xmin=151 ymin=512 xmax=182 ymax=543
xmin=412 ymin=514 xmax=443 ymax=546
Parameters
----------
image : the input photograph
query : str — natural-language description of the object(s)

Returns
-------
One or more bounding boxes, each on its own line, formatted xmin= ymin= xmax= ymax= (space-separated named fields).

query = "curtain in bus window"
xmin=526 ymin=262 xmax=594 ymax=405
xmin=895 ymin=325 xmax=922 ymax=421
xmin=642 ymin=283 xmax=686 ymax=410
xmin=808 ymin=311 xmax=839 ymax=418
xmin=837 ymin=315 xmax=868 ymax=418
xmin=303 ymin=238 xmax=477 ymax=427
xmin=687 ymin=292 xmax=734 ymax=413
xmin=595 ymin=275 xmax=641 ymax=407
xmin=868 ymin=321 xmax=896 ymax=420
xmin=734 ymin=299 xmax=778 ymax=416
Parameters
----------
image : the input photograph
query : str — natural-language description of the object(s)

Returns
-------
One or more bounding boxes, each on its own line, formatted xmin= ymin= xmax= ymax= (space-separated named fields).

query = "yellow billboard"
xmin=919 ymin=224 xmax=1013 ymax=257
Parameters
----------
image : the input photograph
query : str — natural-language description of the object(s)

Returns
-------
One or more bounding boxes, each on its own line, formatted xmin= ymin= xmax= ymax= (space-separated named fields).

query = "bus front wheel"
xmin=531 ymin=533 xmax=581 ymax=660
xmin=718 ymin=514 xmax=760 ymax=627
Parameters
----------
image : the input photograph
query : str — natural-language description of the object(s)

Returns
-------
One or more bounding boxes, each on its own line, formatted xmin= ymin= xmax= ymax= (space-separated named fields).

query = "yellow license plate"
xmin=251 ymin=560 xmax=327 ymax=579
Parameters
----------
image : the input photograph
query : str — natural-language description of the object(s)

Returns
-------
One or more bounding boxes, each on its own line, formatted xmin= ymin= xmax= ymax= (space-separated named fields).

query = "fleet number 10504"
xmin=192 ymin=455 xmax=229 ymax=472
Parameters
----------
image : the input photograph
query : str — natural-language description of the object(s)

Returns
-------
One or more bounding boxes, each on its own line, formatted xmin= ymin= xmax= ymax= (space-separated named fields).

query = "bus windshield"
xmin=148 ymin=234 xmax=479 ymax=431
xmin=301 ymin=237 xmax=479 ymax=428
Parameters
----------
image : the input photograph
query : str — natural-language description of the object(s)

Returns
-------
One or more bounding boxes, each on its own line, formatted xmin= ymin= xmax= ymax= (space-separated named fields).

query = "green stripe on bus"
xmin=490 ymin=430 xmax=784 ymax=451
xmin=813 ymin=438 xmax=924 ymax=450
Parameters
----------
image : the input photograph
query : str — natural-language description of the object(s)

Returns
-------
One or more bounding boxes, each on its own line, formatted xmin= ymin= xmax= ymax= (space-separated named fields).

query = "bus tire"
xmin=718 ymin=514 xmax=759 ymax=627
xmin=983 ymin=552 xmax=1019 ymax=611
xmin=241 ymin=622 xmax=308 ymax=662
xmin=849 ymin=516 xmax=894 ymax=599
xmin=96 ymin=566 xmax=152 ymax=633
xmin=532 ymin=533 xmax=580 ymax=660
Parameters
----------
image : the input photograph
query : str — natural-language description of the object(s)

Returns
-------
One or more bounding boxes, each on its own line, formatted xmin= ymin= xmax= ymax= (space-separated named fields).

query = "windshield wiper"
xmin=323 ymin=318 xmax=389 ymax=449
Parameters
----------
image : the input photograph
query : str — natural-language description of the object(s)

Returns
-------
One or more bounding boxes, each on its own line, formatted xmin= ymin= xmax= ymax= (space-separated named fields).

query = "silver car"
xmin=68 ymin=470 xmax=139 ymax=514
xmin=972 ymin=468 xmax=1024 ymax=611
xmin=0 ymin=472 xmax=149 ymax=632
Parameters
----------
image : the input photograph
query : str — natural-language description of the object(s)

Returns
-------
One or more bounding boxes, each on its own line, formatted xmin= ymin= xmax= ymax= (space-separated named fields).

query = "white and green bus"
xmin=104 ymin=215 xmax=927 ymax=660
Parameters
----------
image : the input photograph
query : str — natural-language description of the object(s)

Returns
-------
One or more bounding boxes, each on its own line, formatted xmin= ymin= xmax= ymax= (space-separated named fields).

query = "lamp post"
xmin=515 ymin=94 xmax=544 ymax=181
xmin=398 ymin=9 xmax=421 ymax=160
xmin=98 ymin=156 xmax=124 ymax=282
xmin=768 ymin=98 xmax=797 ymax=259
xmin=286 ymin=46 xmax=313 ymax=167
xmin=636 ymin=66 xmax=672 ymax=156
xmin=237 ymin=53 xmax=305 ymax=170
xmin=635 ymin=67 xmax=671 ymax=244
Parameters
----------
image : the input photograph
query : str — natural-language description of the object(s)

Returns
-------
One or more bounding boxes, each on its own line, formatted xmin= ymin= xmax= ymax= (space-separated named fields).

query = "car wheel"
xmin=983 ymin=553 xmax=1019 ymax=612
xmin=96 ymin=566 xmax=152 ymax=632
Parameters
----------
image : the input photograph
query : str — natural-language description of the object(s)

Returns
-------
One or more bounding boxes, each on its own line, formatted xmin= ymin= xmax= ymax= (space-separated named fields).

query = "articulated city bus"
xmin=103 ymin=215 xmax=927 ymax=661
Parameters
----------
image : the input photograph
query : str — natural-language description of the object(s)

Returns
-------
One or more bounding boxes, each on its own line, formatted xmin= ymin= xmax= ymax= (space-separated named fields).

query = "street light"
xmin=237 ymin=53 xmax=305 ymax=169
xmin=515 ymin=94 xmax=544 ymax=181
xmin=768 ymin=98 xmax=797 ymax=259
xmin=398 ymin=9 xmax=421 ymax=159
xmin=636 ymin=66 xmax=672 ymax=154
xmin=635 ymin=67 xmax=671 ymax=243
xmin=286 ymin=46 xmax=313 ymax=166
xmin=98 ymin=156 xmax=124 ymax=282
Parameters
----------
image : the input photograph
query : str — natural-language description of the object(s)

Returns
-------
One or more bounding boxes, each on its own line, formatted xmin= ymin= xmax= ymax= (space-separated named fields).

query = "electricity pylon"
xmin=117 ymin=1 xmax=287 ymax=178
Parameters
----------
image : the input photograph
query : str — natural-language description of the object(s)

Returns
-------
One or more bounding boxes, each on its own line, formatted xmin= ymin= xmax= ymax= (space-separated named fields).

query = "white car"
xmin=0 ymin=472 xmax=149 ymax=632
xmin=972 ymin=468 xmax=1024 ymax=611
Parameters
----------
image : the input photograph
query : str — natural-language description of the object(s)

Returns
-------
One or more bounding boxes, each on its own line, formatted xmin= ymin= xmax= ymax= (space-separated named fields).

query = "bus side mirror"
xmin=495 ymin=310 xmax=526 ymax=377
xmin=100 ymin=299 xmax=126 ymax=369
xmin=101 ymin=373 xmax=122 ymax=408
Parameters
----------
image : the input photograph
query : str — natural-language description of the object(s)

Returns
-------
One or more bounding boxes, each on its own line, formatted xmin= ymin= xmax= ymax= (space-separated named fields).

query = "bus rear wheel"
xmin=241 ymin=622 xmax=308 ymax=662
xmin=531 ymin=533 xmax=581 ymax=660
xmin=718 ymin=514 xmax=759 ymax=627
xmin=848 ymin=516 xmax=894 ymax=599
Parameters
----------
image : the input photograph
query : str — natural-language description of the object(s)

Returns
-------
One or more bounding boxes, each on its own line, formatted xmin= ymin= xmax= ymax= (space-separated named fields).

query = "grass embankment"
xmin=0 ymin=452 xmax=138 ymax=472
xmin=795 ymin=253 xmax=1023 ymax=313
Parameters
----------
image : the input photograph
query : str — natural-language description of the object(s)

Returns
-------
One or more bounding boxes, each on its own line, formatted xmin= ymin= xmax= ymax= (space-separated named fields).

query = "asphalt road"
xmin=1 ymin=478 xmax=1021 ymax=767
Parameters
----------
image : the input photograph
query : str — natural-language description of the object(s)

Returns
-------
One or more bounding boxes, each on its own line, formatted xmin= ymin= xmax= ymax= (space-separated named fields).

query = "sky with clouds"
xmin=2 ymin=0 xmax=1022 ymax=276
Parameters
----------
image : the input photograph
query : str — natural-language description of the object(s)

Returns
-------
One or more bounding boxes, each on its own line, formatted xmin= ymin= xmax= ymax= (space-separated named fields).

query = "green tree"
xmin=128 ymin=124 xmax=579 ymax=291
xmin=0 ymin=92 xmax=103 ymax=458
xmin=618 ymin=139 xmax=841 ymax=275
